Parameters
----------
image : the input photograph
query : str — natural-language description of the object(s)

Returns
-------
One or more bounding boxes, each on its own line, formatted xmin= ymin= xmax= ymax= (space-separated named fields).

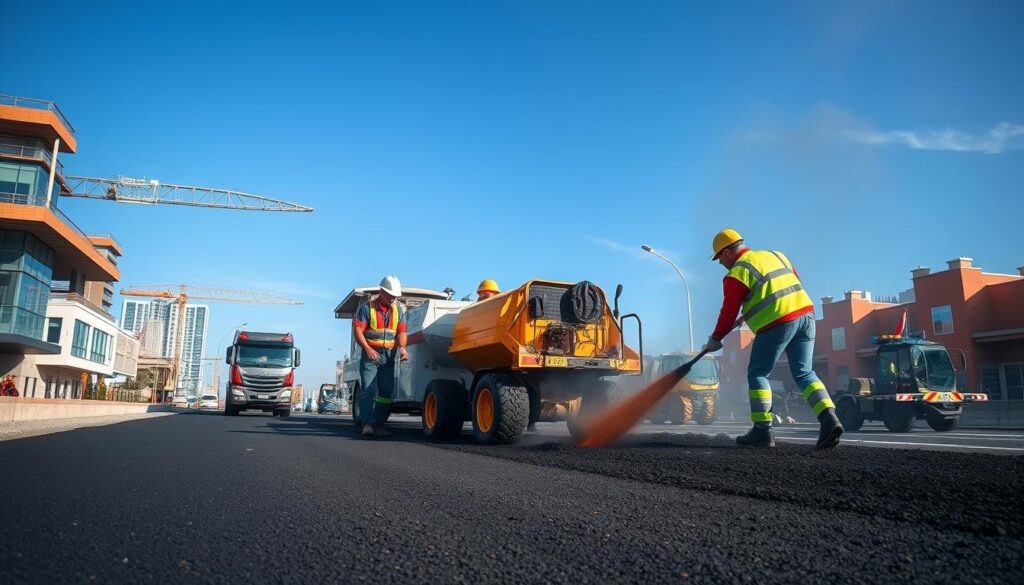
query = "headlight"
xmin=279 ymin=390 xmax=292 ymax=399
xmin=231 ymin=388 xmax=245 ymax=398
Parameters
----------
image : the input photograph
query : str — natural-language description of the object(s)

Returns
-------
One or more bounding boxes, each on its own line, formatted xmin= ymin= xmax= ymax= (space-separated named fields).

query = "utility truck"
xmin=223 ymin=331 xmax=301 ymax=417
xmin=335 ymin=280 xmax=643 ymax=444
xmin=835 ymin=335 xmax=987 ymax=432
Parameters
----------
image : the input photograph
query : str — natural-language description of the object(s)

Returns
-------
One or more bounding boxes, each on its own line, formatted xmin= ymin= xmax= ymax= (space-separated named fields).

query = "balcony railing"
xmin=48 ymin=291 xmax=116 ymax=323
xmin=0 ymin=142 xmax=65 ymax=176
xmin=0 ymin=94 xmax=76 ymax=136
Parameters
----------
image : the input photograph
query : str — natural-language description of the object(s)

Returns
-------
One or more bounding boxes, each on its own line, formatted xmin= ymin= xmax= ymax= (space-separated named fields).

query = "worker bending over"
xmin=476 ymin=279 xmax=500 ymax=301
xmin=352 ymin=275 xmax=409 ymax=438
xmin=702 ymin=229 xmax=843 ymax=449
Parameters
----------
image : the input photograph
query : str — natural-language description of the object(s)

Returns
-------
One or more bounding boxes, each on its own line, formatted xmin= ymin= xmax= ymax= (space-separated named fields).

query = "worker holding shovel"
xmin=703 ymin=229 xmax=843 ymax=449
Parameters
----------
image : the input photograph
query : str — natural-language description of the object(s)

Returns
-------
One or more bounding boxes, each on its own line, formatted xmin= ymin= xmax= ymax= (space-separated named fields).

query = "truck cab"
xmin=836 ymin=336 xmax=986 ymax=432
xmin=645 ymin=353 xmax=719 ymax=425
xmin=318 ymin=383 xmax=344 ymax=414
xmin=223 ymin=331 xmax=301 ymax=417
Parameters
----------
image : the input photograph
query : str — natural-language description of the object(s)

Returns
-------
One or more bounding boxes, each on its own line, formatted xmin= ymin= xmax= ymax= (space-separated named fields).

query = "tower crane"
xmin=120 ymin=285 xmax=303 ymax=398
xmin=63 ymin=175 xmax=313 ymax=212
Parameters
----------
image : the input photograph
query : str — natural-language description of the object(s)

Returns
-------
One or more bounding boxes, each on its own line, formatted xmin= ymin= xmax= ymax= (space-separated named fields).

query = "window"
xmin=71 ymin=320 xmax=90 ymax=358
xmin=831 ymin=327 xmax=846 ymax=351
xmin=1004 ymin=364 xmax=1024 ymax=401
xmin=981 ymin=367 xmax=1002 ymax=400
xmin=836 ymin=366 xmax=850 ymax=393
xmin=46 ymin=317 xmax=62 ymax=343
xmin=931 ymin=305 xmax=954 ymax=335
xmin=90 ymin=329 xmax=111 ymax=363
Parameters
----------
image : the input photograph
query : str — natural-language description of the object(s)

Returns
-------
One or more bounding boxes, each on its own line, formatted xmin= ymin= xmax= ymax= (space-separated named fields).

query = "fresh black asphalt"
xmin=2 ymin=412 xmax=1022 ymax=584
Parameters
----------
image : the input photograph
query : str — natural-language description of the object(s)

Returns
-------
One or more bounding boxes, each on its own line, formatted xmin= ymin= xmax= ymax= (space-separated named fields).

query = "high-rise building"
xmin=120 ymin=299 xmax=209 ymax=392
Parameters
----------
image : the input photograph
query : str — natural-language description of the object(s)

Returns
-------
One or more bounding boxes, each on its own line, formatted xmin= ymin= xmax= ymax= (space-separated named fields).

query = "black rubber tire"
xmin=472 ymin=373 xmax=529 ymax=444
xmin=422 ymin=380 xmax=468 ymax=439
xmin=927 ymin=415 xmax=959 ymax=432
xmin=882 ymin=401 xmax=916 ymax=433
xmin=351 ymin=385 xmax=362 ymax=426
xmin=836 ymin=397 xmax=864 ymax=432
xmin=566 ymin=381 xmax=612 ymax=441
xmin=667 ymin=395 xmax=693 ymax=425
xmin=696 ymin=395 xmax=716 ymax=425
xmin=277 ymin=409 xmax=290 ymax=418
xmin=223 ymin=405 xmax=239 ymax=416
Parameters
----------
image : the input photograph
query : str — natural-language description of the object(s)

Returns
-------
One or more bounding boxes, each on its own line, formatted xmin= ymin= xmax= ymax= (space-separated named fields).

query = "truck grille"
xmin=240 ymin=373 xmax=285 ymax=392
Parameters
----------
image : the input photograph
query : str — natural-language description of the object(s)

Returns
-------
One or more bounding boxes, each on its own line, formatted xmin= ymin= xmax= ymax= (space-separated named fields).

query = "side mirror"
xmin=613 ymin=284 xmax=623 ymax=319
xmin=294 ymin=348 xmax=301 ymax=367
xmin=959 ymin=351 xmax=967 ymax=372
xmin=225 ymin=347 xmax=234 ymax=364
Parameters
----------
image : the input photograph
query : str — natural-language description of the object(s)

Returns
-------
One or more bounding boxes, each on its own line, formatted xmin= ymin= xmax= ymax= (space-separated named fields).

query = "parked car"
xmin=198 ymin=394 xmax=219 ymax=410
xmin=172 ymin=395 xmax=189 ymax=408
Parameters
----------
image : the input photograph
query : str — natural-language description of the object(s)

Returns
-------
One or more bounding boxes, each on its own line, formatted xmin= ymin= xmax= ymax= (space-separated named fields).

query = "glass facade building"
xmin=0 ymin=230 xmax=55 ymax=339
xmin=0 ymin=158 xmax=60 ymax=207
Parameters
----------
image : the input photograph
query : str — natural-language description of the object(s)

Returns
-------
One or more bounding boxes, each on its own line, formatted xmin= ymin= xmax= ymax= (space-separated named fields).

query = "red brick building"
xmin=722 ymin=257 xmax=1024 ymax=401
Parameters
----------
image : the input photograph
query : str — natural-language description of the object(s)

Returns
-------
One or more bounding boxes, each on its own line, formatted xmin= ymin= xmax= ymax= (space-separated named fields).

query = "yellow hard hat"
xmin=477 ymin=279 xmax=500 ymax=294
xmin=711 ymin=229 xmax=743 ymax=260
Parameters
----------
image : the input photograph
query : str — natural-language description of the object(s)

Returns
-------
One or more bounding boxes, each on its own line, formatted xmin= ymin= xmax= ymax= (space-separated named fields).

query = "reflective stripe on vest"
xmin=727 ymin=250 xmax=813 ymax=333
xmin=365 ymin=303 xmax=400 ymax=349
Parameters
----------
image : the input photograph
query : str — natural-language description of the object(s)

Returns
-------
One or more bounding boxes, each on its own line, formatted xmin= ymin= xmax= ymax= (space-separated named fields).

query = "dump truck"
xmin=642 ymin=352 xmax=720 ymax=425
xmin=834 ymin=335 xmax=987 ymax=432
xmin=335 ymin=280 xmax=643 ymax=443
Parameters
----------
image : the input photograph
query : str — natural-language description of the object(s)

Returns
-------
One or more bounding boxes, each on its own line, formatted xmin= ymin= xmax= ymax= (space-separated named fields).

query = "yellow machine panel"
xmin=448 ymin=280 xmax=640 ymax=374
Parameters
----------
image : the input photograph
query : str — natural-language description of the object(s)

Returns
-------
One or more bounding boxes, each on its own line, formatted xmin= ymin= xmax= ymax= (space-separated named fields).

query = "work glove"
xmin=702 ymin=336 xmax=723 ymax=353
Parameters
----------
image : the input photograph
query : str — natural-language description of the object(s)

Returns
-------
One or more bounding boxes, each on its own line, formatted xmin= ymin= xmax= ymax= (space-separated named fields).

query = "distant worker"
xmin=0 ymin=374 xmax=17 ymax=397
xmin=352 ymin=275 xmax=409 ymax=438
xmin=701 ymin=229 xmax=843 ymax=449
xmin=476 ymin=279 xmax=500 ymax=301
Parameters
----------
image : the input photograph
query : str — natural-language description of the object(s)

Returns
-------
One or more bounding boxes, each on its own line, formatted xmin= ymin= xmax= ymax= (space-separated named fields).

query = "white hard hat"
xmin=379 ymin=275 xmax=402 ymax=297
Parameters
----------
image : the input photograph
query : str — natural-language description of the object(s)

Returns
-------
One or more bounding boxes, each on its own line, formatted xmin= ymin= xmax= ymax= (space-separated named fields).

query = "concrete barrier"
xmin=960 ymin=400 xmax=1024 ymax=429
xmin=0 ymin=397 xmax=173 ymax=422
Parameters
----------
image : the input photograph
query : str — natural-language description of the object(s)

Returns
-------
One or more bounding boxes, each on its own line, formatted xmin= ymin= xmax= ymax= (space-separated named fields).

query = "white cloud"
xmin=840 ymin=122 xmax=1024 ymax=154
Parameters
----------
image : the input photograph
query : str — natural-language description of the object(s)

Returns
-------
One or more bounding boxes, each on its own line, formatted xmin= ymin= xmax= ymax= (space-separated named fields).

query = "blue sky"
xmin=3 ymin=1 xmax=1021 ymax=390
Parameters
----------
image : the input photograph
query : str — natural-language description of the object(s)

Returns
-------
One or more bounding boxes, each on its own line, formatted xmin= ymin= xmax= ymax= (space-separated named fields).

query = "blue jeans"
xmin=747 ymin=313 xmax=834 ymax=428
xmin=359 ymin=352 xmax=396 ymax=427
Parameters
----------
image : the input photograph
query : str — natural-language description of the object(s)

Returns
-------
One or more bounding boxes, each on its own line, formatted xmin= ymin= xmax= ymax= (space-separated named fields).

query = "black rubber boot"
xmin=815 ymin=408 xmax=843 ymax=450
xmin=735 ymin=426 xmax=775 ymax=448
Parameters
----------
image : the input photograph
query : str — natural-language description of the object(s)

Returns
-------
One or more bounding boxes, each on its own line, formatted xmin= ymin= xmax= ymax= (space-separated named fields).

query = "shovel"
xmin=577 ymin=321 xmax=741 ymax=448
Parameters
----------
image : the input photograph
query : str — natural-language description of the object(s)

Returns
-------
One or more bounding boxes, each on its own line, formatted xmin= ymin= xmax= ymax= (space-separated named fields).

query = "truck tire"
xmin=667 ymin=396 xmax=693 ymax=425
xmin=566 ymin=382 xmax=612 ymax=441
xmin=927 ymin=415 xmax=959 ymax=432
xmin=472 ymin=373 xmax=528 ymax=444
xmin=277 ymin=409 xmax=290 ymax=418
xmin=696 ymin=395 xmax=716 ymax=425
xmin=224 ymin=405 xmax=239 ymax=416
xmin=423 ymin=380 xmax=468 ymax=439
xmin=836 ymin=397 xmax=864 ymax=432
xmin=351 ymin=385 xmax=362 ymax=426
xmin=882 ymin=401 xmax=915 ymax=433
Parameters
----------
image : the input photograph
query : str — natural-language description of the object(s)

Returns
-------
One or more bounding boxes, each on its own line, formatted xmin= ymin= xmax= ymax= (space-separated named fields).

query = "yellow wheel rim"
xmin=424 ymin=392 xmax=437 ymax=429
xmin=476 ymin=387 xmax=494 ymax=433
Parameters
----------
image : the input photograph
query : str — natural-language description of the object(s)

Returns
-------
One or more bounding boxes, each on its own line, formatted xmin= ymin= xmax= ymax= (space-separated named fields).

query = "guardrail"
xmin=0 ymin=94 xmax=76 ymax=135
xmin=0 ymin=142 xmax=65 ymax=176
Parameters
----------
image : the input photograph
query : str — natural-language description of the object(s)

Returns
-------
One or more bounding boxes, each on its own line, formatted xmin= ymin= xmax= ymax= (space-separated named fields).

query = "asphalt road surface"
xmin=2 ymin=412 xmax=1022 ymax=584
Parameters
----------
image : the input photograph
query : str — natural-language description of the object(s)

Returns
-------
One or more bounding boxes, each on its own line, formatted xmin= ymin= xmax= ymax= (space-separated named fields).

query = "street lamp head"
xmin=641 ymin=244 xmax=653 ymax=252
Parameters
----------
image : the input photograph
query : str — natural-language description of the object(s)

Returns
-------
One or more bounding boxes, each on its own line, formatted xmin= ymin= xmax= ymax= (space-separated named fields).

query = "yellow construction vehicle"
xmin=336 ymin=280 xmax=643 ymax=443
xmin=613 ymin=352 xmax=720 ymax=425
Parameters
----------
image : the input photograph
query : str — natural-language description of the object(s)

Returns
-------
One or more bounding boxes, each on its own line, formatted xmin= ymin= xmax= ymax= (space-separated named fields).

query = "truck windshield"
xmin=236 ymin=344 xmax=293 ymax=367
xmin=911 ymin=347 xmax=955 ymax=390
xmin=321 ymin=389 xmax=338 ymax=399
xmin=686 ymin=357 xmax=719 ymax=384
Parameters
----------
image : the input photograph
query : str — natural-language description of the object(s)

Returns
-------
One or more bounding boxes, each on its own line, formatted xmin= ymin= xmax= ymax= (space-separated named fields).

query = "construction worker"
xmin=352 ymin=275 xmax=409 ymax=438
xmin=476 ymin=279 xmax=500 ymax=301
xmin=702 ymin=229 xmax=843 ymax=449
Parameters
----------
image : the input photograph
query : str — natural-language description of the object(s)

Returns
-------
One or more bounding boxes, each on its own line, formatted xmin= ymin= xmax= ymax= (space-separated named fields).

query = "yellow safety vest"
xmin=364 ymin=302 xmax=400 ymax=349
xmin=727 ymin=249 xmax=813 ymax=334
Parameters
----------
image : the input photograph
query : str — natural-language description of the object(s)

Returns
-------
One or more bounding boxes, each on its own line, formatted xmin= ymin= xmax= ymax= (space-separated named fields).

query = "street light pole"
xmin=212 ymin=322 xmax=247 ymax=397
xmin=642 ymin=244 xmax=695 ymax=352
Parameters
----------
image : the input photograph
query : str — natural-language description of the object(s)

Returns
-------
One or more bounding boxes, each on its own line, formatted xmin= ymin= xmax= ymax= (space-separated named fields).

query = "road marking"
xmin=779 ymin=436 xmax=1024 ymax=452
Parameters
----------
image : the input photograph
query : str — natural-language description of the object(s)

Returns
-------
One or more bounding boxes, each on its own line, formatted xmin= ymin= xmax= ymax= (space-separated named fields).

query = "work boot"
xmin=527 ymin=422 xmax=537 ymax=432
xmin=815 ymin=408 xmax=843 ymax=450
xmin=371 ymin=425 xmax=390 ymax=438
xmin=361 ymin=423 xmax=374 ymax=437
xmin=735 ymin=426 xmax=775 ymax=448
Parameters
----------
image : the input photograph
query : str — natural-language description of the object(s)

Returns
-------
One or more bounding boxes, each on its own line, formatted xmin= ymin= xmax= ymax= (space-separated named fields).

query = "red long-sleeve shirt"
xmin=712 ymin=248 xmax=813 ymax=339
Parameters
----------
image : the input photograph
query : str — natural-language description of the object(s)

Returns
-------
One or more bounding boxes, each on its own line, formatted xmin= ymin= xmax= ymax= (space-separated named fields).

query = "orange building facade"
xmin=722 ymin=257 xmax=1024 ymax=403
